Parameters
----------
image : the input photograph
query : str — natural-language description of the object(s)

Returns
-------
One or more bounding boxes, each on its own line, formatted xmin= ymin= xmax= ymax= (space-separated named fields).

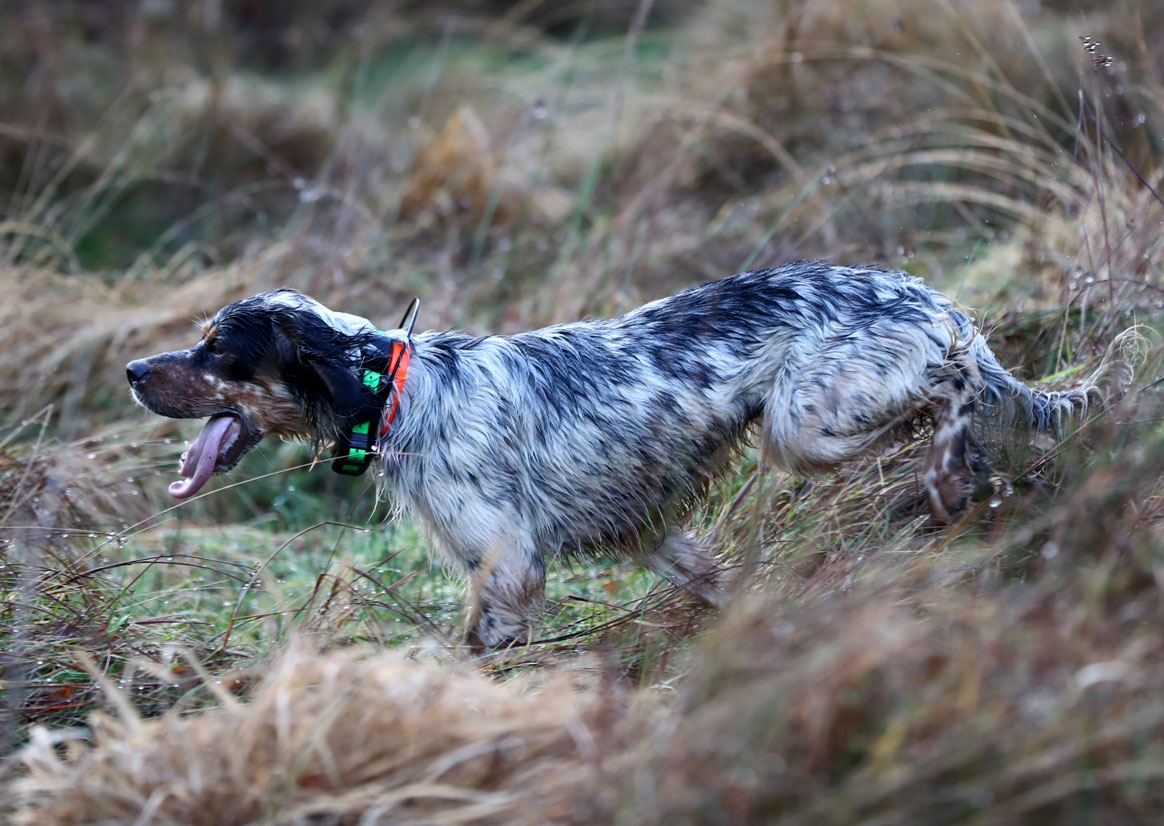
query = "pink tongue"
xmin=169 ymin=415 xmax=237 ymax=499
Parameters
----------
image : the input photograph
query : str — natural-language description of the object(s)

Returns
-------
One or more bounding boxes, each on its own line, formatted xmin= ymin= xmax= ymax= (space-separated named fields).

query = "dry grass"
xmin=13 ymin=643 xmax=623 ymax=826
xmin=6 ymin=0 xmax=1164 ymax=823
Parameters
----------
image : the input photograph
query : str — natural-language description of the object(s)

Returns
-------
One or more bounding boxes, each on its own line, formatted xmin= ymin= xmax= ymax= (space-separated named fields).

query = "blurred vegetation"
xmin=5 ymin=0 xmax=1164 ymax=823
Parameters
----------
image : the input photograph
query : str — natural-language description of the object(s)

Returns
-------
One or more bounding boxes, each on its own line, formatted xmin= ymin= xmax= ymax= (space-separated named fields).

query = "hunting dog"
xmin=127 ymin=262 xmax=1134 ymax=646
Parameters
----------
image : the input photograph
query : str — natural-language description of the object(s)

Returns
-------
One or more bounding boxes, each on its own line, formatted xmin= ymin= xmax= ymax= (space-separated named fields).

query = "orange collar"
xmin=379 ymin=341 xmax=411 ymax=438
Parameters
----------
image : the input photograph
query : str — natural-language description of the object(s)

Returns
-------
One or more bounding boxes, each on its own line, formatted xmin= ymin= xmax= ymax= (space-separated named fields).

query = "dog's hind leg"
xmin=463 ymin=537 xmax=546 ymax=649
xmin=642 ymin=531 xmax=722 ymax=607
xmin=923 ymin=372 xmax=992 ymax=523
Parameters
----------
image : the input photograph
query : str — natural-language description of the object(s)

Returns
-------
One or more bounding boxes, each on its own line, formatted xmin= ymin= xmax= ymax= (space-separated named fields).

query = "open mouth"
xmin=169 ymin=413 xmax=256 ymax=499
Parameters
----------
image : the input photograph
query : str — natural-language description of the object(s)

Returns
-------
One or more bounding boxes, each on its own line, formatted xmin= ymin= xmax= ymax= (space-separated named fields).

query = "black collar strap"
xmin=331 ymin=298 xmax=419 ymax=476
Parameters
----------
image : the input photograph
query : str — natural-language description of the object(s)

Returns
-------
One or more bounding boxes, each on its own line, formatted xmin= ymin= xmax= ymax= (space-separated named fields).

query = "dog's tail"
xmin=971 ymin=327 xmax=1145 ymax=433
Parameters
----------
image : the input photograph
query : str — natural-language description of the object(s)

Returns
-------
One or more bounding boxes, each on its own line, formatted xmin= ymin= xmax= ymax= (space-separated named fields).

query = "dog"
xmin=127 ymin=262 xmax=1135 ymax=646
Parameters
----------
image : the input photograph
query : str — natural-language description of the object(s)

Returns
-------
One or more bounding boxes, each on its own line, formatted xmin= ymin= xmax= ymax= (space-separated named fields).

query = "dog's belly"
xmin=521 ymin=407 xmax=759 ymax=557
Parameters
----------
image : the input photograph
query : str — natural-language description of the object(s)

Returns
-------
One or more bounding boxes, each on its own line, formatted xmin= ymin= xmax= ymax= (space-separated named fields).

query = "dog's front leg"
xmin=462 ymin=536 xmax=546 ymax=649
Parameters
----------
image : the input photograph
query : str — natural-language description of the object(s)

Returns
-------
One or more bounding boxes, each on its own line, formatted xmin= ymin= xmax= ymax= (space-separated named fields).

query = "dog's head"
xmin=127 ymin=289 xmax=397 ymax=498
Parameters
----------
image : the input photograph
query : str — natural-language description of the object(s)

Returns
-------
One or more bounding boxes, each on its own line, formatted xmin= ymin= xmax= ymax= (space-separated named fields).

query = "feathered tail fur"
xmin=971 ymin=327 xmax=1145 ymax=434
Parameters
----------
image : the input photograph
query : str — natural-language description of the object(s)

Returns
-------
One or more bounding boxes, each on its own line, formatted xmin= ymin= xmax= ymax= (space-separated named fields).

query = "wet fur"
xmin=128 ymin=262 xmax=1136 ymax=646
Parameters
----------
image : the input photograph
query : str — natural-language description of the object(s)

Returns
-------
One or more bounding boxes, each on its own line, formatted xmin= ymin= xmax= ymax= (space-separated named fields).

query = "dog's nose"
xmin=126 ymin=360 xmax=150 ymax=386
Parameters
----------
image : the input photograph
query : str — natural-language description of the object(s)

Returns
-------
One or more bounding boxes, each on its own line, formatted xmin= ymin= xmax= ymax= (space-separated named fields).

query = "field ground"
xmin=5 ymin=1 xmax=1164 ymax=823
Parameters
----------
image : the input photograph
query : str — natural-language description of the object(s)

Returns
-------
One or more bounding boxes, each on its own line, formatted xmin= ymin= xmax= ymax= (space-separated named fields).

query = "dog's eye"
xmin=205 ymin=338 xmax=221 ymax=355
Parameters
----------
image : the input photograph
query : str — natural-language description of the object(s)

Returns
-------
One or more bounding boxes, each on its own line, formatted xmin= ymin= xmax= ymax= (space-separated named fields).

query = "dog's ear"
xmin=271 ymin=314 xmax=381 ymax=426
